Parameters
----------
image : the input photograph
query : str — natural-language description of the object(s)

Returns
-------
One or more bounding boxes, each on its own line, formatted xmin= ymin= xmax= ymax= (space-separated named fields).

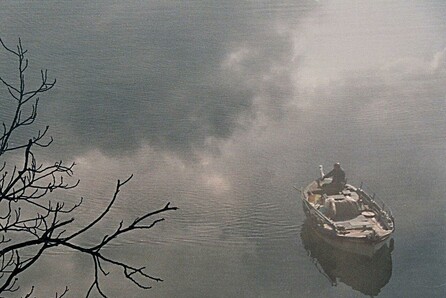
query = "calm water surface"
xmin=0 ymin=1 xmax=445 ymax=297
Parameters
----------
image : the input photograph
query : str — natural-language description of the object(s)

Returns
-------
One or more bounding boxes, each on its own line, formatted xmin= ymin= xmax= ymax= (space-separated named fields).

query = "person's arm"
xmin=323 ymin=169 xmax=334 ymax=179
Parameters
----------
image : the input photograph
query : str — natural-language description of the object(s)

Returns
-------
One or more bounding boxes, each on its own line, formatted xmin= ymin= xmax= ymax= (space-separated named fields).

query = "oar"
xmin=293 ymin=186 xmax=302 ymax=193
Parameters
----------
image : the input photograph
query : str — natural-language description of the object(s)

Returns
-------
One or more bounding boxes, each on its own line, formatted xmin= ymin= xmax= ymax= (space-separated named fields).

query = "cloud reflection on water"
xmin=1 ymin=0 xmax=446 ymax=297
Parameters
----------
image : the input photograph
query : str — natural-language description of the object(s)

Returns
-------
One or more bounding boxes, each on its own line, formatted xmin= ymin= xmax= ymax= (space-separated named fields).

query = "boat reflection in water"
xmin=300 ymin=220 xmax=394 ymax=296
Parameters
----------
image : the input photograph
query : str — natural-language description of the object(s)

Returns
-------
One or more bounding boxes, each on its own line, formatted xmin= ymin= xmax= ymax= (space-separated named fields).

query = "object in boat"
xmin=301 ymin=220 xmax=393 ymax=296
xmin=299 ymin=166 xmax=395 ymax=258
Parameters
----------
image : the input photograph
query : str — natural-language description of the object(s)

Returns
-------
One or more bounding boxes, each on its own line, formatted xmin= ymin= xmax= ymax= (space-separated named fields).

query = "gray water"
xmin=1 ymin=1 xmax=445 ymax=297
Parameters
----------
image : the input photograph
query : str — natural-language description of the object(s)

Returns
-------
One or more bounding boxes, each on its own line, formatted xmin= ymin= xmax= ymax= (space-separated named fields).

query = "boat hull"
xmin=300 ymin=220 xmax=393 ymax=296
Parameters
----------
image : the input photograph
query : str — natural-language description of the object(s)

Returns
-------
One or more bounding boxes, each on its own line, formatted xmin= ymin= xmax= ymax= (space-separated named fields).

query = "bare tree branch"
xmin=0 ymin=38 xmax=177 ymax=297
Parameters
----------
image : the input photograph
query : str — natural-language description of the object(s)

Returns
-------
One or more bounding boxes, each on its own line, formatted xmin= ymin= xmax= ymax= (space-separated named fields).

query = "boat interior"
xmin=305 ymin=181 xmax=392 ymax=237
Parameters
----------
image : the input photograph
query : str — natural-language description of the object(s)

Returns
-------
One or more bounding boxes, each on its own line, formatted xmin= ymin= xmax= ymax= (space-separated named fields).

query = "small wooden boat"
xmin=300 ymin=167 xmax=395 ymax=258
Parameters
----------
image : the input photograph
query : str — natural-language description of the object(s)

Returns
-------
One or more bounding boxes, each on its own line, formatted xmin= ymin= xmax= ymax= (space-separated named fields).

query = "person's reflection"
xmin=300 ymin=220 xmax=394 ymax=296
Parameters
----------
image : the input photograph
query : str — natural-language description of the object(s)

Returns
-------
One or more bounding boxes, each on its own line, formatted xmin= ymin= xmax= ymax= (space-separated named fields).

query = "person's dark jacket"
xmin=323 ymin=168 xmax=346 ymax=185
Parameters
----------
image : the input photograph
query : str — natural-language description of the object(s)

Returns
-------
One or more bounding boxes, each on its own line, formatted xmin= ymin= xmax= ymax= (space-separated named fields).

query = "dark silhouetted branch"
xmin=0 ymin=38 xmax=177 ymax=297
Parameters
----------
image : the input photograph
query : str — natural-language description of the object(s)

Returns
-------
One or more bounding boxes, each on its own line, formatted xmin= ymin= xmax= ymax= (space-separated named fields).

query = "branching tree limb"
xmin=0 ymin=38 xmax=177 ymax=297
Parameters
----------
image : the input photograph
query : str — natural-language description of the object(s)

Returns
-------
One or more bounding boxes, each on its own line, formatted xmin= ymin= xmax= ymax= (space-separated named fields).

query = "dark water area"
xmin=1 ymin=1 xmax=445 ymax=297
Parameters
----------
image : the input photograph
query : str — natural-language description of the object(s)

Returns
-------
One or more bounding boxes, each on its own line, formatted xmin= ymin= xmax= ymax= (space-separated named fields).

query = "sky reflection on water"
xmin=1 ymin=1 xmax=445 ymax=297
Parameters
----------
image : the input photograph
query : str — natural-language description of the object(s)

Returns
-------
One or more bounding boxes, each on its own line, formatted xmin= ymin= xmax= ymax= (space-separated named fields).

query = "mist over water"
xmin=1 ymin=1 xmax=445 ymax=297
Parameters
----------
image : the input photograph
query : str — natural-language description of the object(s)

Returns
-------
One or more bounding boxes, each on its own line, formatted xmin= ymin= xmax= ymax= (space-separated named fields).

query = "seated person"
xmin=319 ymin=162 xmax=346 ymax=195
